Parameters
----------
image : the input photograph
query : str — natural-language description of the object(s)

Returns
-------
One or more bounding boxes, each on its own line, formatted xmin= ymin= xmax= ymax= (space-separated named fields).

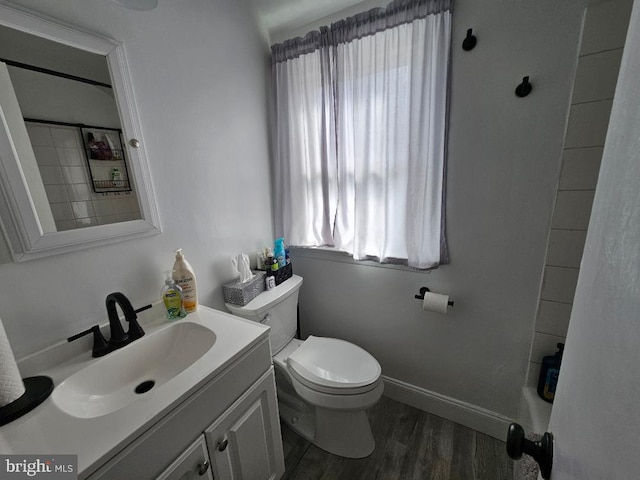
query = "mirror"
xmin=1 ymin=24 xmax=141 ymax=233
xmin=0 ymin=4 xmax=160 ymax=261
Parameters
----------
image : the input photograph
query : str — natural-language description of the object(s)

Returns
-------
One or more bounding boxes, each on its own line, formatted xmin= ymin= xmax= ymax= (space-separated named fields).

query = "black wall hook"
xmin=462 ymin=28 xmax=477 ymax=51
xmin=515 ymin=76 xmax=532 ymax=97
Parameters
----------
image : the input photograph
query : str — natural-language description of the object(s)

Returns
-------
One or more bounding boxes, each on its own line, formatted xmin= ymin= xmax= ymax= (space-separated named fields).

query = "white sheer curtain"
xmin=272 ymin=0 xmax=451 ymax=269
xmin=272 ymin=33 xmax=337 ymax=247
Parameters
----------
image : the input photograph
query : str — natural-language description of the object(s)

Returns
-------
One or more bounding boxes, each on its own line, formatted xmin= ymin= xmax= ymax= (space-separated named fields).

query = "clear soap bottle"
xmin=161 ymin=270 xmax=186 ymax=320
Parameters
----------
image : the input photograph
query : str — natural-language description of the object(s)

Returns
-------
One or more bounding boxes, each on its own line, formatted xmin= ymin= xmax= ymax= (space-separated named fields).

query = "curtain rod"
xmin=24 ymin=118 xmax=122 ymax=133
xmin=0 ymin=57 xmax=112 ymax=89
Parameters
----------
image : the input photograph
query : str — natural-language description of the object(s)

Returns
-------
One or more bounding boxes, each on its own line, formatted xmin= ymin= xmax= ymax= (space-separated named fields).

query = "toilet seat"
xmin=286 ymin=336 xmax=381 ymax=395
xmin=274 ymin=338 xmax=384 ymax=411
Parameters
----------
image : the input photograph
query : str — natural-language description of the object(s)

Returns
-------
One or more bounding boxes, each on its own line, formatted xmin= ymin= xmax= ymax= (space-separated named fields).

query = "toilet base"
xmin=277 ymin=387 xmax=376 ymax=459
xmin=313 ymin=407 xmax=375 ymax=458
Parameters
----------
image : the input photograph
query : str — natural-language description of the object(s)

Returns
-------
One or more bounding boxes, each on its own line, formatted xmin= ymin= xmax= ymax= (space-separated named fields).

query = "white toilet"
xmin=225 ymin=274 xmax=383 ymax=458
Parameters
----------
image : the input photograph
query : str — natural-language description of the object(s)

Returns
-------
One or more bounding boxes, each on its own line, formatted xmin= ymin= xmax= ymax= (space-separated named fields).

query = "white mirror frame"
xmin=0 ymin=4 xmax=161 ymax=261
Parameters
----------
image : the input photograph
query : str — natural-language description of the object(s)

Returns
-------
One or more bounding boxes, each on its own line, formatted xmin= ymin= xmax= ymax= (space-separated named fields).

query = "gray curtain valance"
xmin=271 ymin=0 xmax=452 ymax=63
xmin=271 ymin=28 xmax=329 ymax=63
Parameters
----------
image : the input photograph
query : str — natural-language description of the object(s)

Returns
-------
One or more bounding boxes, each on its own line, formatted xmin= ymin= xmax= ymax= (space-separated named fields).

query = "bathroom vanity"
xmin=0 ymin=306 xmax=285 ymax=480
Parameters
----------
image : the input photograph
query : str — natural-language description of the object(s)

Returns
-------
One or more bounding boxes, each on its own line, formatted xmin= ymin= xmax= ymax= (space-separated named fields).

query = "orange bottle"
xmin=172 ymin=249 xmax=198 ymax=314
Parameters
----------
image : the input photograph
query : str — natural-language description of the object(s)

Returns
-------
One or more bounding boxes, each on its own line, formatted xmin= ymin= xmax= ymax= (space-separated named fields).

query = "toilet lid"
xmin=286 ymin=336 xmax=381 ymax=390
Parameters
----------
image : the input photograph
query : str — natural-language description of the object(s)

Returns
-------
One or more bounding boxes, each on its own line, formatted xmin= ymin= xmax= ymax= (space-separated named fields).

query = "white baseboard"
xmin=382 ymin=375 xmax=513 ymax=440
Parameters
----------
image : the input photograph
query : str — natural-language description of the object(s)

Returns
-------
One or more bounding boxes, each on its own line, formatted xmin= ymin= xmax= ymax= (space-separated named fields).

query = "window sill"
xmin=289 ymin=246 xmax=436 ymax=274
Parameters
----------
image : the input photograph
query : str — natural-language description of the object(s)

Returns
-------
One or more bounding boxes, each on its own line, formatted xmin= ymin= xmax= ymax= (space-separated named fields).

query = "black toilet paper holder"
xmin=414 ymin=287 xmax=454 ymax=307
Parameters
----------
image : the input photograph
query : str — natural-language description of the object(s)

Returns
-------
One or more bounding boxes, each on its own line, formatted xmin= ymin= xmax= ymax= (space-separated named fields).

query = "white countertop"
xmin=0 ymin=305 xmax=269 ymax=476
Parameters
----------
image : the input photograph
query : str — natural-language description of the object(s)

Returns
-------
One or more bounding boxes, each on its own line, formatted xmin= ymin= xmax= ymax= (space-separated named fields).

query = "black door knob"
xmin=506 ymin=423 xmax=553 ymax=479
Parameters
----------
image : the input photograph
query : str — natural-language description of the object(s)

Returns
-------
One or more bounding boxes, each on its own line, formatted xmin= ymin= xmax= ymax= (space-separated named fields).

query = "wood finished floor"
xmin=281 ymin=396 xmax=513 ymax=480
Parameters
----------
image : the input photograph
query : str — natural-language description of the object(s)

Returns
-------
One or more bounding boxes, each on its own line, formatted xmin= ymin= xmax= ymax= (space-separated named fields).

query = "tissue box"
xmin=222 ymin=270 xmax=266 ymax=306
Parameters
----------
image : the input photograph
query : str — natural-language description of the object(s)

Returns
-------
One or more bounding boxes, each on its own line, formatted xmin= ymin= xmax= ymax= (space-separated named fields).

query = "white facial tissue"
xmin=231 ymin=253 xmax=255 ymax=284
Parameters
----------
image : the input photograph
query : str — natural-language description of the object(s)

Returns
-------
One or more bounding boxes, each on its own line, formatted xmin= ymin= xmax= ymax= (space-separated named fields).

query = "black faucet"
xmin=68 ymin=292 xmax=148 ymax=357
xmin=105 ymin=292 xmax=146 ymax=345
xmin=68 ymin=325 xmax=111 ymax=357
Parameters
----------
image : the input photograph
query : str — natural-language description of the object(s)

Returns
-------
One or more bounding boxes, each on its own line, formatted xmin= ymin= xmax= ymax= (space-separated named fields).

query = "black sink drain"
xmin=135 ymin=380 xmax=155 ymax=394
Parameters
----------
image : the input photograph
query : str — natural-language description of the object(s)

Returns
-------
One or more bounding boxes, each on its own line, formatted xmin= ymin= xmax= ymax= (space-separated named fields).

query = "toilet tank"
xmin=225 ymin=274 xmax=303 ymax=354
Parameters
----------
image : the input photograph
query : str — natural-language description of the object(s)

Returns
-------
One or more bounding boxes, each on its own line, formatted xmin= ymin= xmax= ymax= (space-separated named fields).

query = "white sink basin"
xmin=52 ymin=321 xmax=216 ymax=419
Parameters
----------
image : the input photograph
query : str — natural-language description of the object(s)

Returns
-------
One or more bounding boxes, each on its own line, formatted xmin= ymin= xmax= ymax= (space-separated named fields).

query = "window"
xmin=272 ymin=0 xmax=451 ymax=269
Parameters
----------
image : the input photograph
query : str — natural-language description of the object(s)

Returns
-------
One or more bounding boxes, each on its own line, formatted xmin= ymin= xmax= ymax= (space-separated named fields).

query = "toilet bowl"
xmin=225 ymin=274 xmax=383 ymax=458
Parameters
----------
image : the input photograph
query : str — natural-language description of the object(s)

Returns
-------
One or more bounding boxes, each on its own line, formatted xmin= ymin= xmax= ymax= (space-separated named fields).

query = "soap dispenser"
xmin=161 ymin=270 xmax=186 ymax=320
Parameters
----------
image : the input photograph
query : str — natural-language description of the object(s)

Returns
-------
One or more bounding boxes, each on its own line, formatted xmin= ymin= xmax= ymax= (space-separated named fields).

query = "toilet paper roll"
xmin=0 ymin=318 xmax=25 ymax=407
xmin=422 ymin=292 xmax=450 ymax=314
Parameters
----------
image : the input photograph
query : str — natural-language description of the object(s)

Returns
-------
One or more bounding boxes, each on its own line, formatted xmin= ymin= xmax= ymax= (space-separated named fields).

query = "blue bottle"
xmin=274 ymin=237 xmax=286 ymax=267
xmin=537 ymin=343 xmax=564 ymax=403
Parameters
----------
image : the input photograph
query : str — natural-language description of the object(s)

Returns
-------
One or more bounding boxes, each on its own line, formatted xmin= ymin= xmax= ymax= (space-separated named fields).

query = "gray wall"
xmin=288 ymin=0 xmax=587 ymax=424
xmin=0 ymin=0 xmax=274 ymax=358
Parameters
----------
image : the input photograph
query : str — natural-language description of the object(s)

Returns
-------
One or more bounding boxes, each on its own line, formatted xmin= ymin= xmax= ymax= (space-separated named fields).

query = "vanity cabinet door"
xmin=205 ymin=368 xmax=285 ymax=480
xmin=156 ymin=436 xmax=213 ymax=480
